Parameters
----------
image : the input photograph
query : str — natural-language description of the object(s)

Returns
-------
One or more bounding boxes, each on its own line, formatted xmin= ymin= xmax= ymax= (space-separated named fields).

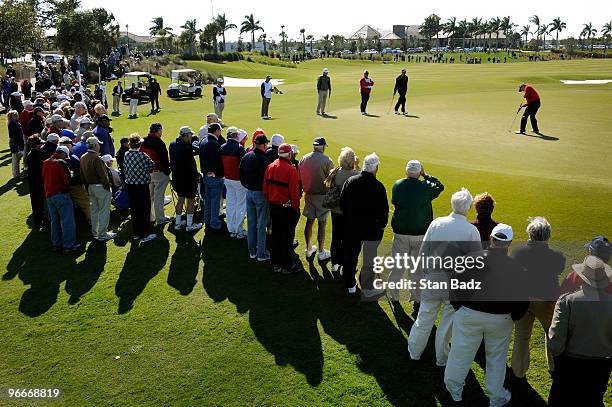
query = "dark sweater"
xmin=450 ymin=248 xmax=530 ymax=320
xmin=239 ymin=148 xmax=271 ymax=191
xmin=340 ymin=171 xmax=389 ymax=241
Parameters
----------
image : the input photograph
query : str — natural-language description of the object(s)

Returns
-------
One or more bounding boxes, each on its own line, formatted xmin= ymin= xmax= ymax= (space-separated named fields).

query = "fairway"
xmin=1 ymin=58 xmax=611 ymax=406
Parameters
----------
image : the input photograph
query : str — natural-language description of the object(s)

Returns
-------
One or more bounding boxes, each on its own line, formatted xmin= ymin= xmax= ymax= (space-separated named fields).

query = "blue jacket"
xmin=93 ymin=126 xmax=115 ymax=157
xmin=199 ymin=134 xmax=223 ymax=178
xmin=169 ymin=137 xmax=198 ymax=180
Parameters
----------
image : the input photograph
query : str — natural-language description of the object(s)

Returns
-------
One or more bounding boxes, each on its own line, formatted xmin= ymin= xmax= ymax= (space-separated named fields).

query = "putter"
xmin=386 ymin=94 xmax=396 ymax=115
xmin=507 ymin=106 xmax=522 ymax=133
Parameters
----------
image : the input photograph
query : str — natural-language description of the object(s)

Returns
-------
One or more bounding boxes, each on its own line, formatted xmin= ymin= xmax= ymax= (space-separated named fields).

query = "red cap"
xmin=278 ymin=143 xmax=292 ymax=155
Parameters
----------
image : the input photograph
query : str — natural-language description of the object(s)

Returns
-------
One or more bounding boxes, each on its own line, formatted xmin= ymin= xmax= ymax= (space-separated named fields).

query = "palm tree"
xmin=258 ymin=33 xmax=267 ymax=53
xmin=521 ymin=25 xmax=530 ymax=48
xmin=214 ymin=13 xmax=236 ymax=52
xmin=180 ymin=19 xmax=201 ymax=54
xmin=490 ymin=17 xmax=501 ymax=50
xmin=530 ymin=15 xmax=540 ymax=48
xmin=603 ymin=21 xmax=612 ymax=58
xmin=420 ymin=14 xmax=441 ymax=49
xmin=581 ymin=22 xmax=597 ymax=53
xmin=240 ymin=14 xmax=263 ymax=52
xmin=443 ymin=17 xmax=456 ymax=48
xmin=500 ymin=16 xmax=512 ymax=50
xmin=457 ymin=19 xmax=468 ymax=49
xmin=149 ymin=17 xmax=174 ymax=50
xmin=331 ymin=35 xmax=345 ymax=52
xmin=306 ymin=34 xmax=314 ymax=53
xmin=549 ymin=17 xmax=566 ymax=50
xmin=321 ymin=34 xmax=331 ymax=54
xmin=538 ymin=23 xmax=550 ymax=49
xmin=469 ymin=17 xmax=482 ymax=48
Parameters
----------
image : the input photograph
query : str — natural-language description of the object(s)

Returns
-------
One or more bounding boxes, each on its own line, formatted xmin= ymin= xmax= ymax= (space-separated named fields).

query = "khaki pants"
xmin=511 ymin=300 xmax=556 ymax=377
xmin=11 ymin=152 xmax=22 ymax=178
xmin=87 ymin=184 xmax=111 ymax=238
xmin=316 ymin=90 xmax=328 ymax=113
xmin=389 ymin=233 xmax=424 ymax=301
xmin=149 ymin=171 xmax=169 ymax=223
xmin=113 ymin=94 xmax=120 ymax=113
xmin=214 ymin=101 xmax=225 ymax=119
xmin=70 ymin=184 xmax=91 ymax=223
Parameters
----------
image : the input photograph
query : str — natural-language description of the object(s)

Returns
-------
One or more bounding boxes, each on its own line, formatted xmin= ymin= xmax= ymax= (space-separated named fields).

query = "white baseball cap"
xmin=491 ymin=223 xmax=513 ymax=242
xmin=101 ymin=154 xmax=115 ymax=163
xmin=47 ymin=133 xmax=60 ymax=143
xmin=55 ymin=145 xmax=70 ymax=156
xmin=406 ymin=160 xmax=422 ymax=174
xmin=271 ymin=134 xmax=285 ymax=147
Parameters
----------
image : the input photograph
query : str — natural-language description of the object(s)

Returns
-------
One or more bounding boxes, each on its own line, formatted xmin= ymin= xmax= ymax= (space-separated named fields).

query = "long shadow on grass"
xmin=4 ymin=229 xmax=73 ymax=316
xmin=115 ymin=234 xmax=170 ymax=314
xmin=64 ymin=240 xmax=108 ymax=305
xmin=0 ymin=177 xmax=29 ymax=197
xmin=201 ymin=233 xmax=324 ymax=386
xmin=167 ymin=229 xmax=201 ymax=295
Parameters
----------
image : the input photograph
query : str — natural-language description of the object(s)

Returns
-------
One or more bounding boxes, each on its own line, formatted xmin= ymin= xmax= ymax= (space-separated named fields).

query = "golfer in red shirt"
xmin=516 ymin=83 xmax=541 ymax=135
xmin=359 ymin=71 xmax=374 ymax=115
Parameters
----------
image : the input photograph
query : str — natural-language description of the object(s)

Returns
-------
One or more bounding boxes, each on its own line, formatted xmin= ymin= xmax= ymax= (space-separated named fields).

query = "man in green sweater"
xmin=389 ymin=160 xmax=444 ymax=310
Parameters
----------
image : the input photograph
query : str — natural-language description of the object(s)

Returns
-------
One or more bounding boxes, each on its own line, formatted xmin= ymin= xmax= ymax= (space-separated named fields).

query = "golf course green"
xmin=1 ymin=57 xmax=611 ymax=406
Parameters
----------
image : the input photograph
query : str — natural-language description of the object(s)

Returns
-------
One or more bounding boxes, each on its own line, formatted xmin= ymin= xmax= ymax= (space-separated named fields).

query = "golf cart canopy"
xmin=125 ymin=71 xmax=151 ymax=77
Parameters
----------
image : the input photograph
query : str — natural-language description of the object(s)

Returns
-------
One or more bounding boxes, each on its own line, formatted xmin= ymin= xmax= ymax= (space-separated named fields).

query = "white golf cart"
xmin=167 ymin=69 xmax=203 ymax=98
xmin=122 ymin=71 xmax=152 ymax=103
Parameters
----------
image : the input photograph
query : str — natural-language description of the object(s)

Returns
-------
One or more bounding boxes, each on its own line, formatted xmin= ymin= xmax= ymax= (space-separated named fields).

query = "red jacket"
xmin=263 ymin=157 xmax=300 ymax=213
xmin=19 ymin=109 xmax=33 ymax=135
xmin=524 ymin=85 xmax=540 ymax=104
xmin=360 ymin=77 xmax=374 ymax=94
xmin=42 ymin=154 xmax=71 ymax=197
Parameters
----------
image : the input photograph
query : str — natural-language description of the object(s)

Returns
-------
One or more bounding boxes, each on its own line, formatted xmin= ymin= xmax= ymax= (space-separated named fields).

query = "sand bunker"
xmin=560 ymin=79 xmax=612 ymax=85
xmin=222 ymin=76 xmax=284 ymax=87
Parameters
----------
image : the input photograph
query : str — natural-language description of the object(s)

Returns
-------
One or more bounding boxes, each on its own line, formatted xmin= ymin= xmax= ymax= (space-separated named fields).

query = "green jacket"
xmin=391 ymin=175 xmax=444 ymax=236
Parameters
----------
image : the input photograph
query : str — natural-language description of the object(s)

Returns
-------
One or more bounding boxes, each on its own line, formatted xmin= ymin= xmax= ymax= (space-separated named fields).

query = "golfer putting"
xmin=393 ymin=69 xmax=409 ymax=116
xmin=316 ymin=68 xmax=331 ymax=116
xmin=516 ymin=83 xmax=541 ymax=135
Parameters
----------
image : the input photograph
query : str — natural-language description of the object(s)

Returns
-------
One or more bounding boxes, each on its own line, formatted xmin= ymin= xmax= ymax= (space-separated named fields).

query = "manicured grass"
xmin=0 ymin=57 xmax=611 ymax=406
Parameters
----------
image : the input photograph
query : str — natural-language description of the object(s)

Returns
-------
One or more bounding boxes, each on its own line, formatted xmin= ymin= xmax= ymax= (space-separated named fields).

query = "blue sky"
xmin=81 ymin=0 xmax=611 ymax=40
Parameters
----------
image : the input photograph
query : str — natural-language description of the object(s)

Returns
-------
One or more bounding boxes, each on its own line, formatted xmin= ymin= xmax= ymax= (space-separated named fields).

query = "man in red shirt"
xmin=359 ymin=70 xmax=374 ymax=115
xmin=516 ymin=83 xmax=541 ymax=135
xmin=42 ymin=146 xmax=80 ymax=253
xmin=263 ymin=143 xmax=301 ymax=274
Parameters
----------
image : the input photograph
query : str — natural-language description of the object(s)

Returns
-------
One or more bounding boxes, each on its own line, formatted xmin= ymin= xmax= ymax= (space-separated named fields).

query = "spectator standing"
xmin=389 ymin=160 xmax=444 ymax=306
xmin=339 ymin=153 xmax=389 ymax=297
xmin=221 ymin=127 xmax=247 ymax=238
xmin=92 ymin=115 xmax=115 ymax=157
xmin=7 ymin=110 xmax=25 ymax=179
xmin=324 ymin=146 xmax=360 ymax=273
xmin=80 ymin=136 xmax=116 ymax=241
xmin=169 ymin=127 xmax=202 ymax=231
xmin=547 ymin=255 xmax=612 ymax=407
xmin=112 ymin=80 xmax=123 ymax=115
xmin=510 ymin=216 xmax=566 ymax=378
xmin=471 ymin=192 xmax=498 ymax=243
xmin=239 ymin=134 xmax=271 ymax=261
xmin=42 ymin=145 xmax=80 ymax=253
xmin=407 ymin=188 xmax=482 ymax=367
xmin=299 ymin=137 xmax=334 ymax=262
xmin=141 ymin=122 xmax=171 ymax=226
xmin=122 ymin=134 xmax=157 ymax=243
xmin=199 ymin=123 xmax=225 ymax=232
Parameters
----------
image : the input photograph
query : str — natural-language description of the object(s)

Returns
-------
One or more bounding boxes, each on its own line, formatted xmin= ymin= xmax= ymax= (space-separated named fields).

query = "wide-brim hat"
xmin=572 ymin=255 xmax=612 ymax=289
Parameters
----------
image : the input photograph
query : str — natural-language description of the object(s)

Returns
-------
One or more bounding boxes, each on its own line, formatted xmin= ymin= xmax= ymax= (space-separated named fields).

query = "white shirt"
xmin=262 ymin=81 xmax=273 ymax=98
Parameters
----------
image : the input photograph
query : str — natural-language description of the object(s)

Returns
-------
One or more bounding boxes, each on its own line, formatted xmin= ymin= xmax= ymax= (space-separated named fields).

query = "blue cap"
xmin=313 ymin=137 xmax=327 ymax=147
xmin=61 ymin=129 xmax=75 ymax=139
xmin=585 ymin=236 xmax=611 ymax=263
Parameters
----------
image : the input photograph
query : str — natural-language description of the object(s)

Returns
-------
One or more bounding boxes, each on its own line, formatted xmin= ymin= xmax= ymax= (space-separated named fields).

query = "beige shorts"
xmin=303 ymin=194 xmax=330 ymax=221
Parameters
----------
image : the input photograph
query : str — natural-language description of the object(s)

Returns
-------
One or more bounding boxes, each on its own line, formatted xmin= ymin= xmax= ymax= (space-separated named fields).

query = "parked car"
xmin=43 ymin=54 xmax=63 ymax=64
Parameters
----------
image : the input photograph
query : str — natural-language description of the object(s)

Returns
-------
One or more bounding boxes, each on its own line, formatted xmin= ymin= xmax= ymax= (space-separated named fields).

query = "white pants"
xmin=129 ymin=98 xmax=138 ymax=116
xmin=224 ymin=179 xmax=246 ymax=235
xmin=407 ymin=294 xmax=455 ymax=366
xmin=149 ymin=172 xmax=169 ymax=223
xmin=444 ymin=307 xmax=513 ymax=407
